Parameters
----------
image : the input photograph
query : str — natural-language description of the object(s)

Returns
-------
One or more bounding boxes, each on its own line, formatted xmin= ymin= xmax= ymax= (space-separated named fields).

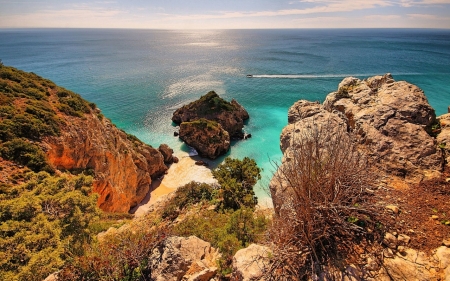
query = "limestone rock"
xmin=382 ymin=248 xmax=437 ymax=281
xmin=159 ymin=144 xmax=175 ymax=164
xmin=232 ymin=244 xmax=271 ymax=281
xmin=397 ymin=234 xmax=411 ymax=246
xmin=149 ymin=236 xmax=220 ymax=281
xmin=172 ymin=91 xmax=249 ymax=139
xmin=386 ymin=205 xmax=400 ymax=214
xmin=179 ymin=119 xmax=230 ymax=159
xmin=383 ymin=232 xmax=398 ymax=249
xmin=323 ymin=73 xmax=441 ymax=183
xmin=435 ymin=246 xmax=450 ymax=280
xmin=443 ymin=239 xmax=450 ymax=247
xmin=271 ymin=100 xmax=348 ymax=214
xmin=44 ymin=110 xmax=167 ymax=213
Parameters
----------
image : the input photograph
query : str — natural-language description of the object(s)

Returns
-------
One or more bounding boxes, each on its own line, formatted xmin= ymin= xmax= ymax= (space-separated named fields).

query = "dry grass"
xmin=265 ymin=121 xmax=385 ymax=280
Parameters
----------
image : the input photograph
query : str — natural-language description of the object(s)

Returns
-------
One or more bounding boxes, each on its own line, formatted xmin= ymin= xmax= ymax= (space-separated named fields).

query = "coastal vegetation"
xmin=57 ymin=157 xmax=267 ymax=280
xmin=267 ymin=122 xmax=383 ymax=280
xmin=0 ymin=172 xmax=99 ymax=281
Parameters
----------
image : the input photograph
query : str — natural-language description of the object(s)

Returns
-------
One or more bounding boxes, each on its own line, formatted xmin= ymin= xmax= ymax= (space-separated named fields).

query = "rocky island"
xmin=172 ymin=91 xmax=249 ymax=159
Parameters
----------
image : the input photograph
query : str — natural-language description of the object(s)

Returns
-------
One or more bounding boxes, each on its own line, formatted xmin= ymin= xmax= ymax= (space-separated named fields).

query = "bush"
xmin=0 ymin=138 xmax=53 ymax=172
xmin=0 ymin=172 xmax=99 ymax=281
xmin=174 ymin=208 xmax=268 ymax=273
xmin=266 ymin=121 xmax=383 ymax=280
xmin=161 ymin=181 xmax=214 ymax=220
xmin=212 ymin=157 xmax=261 ymax=210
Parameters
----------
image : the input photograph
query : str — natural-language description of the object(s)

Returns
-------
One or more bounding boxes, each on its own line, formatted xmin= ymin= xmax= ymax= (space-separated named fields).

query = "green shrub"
xmin=0 ymin=138 xmax=53 ymax=172
xmin=174 ymin=208 xmax=268 ymax=273
xmin=0 ymin=172 xmax=99 ymax=281
xmin=162 ymin=181 xmax=214 ymax=220
xmin=212 ymin=157 xmax=261 ymax=210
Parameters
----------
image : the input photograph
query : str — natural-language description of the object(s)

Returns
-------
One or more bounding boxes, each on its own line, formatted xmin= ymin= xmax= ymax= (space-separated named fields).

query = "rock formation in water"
xmin=178 ymin=118 xmax=230 ymax=159
xmin=172 ymin=91 xmax=249 ymax=139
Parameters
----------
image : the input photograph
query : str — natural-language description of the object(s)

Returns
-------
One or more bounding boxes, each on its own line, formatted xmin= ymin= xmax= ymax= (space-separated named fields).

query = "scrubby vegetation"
xmin=266 ymin=122 xmax=384 ymax=280
xmin=0 ymin=65 xmax=96 ymax=176
xmin=59 ymin=157 xmax=267 ymax=280
xmin=0 ymin=172 xmax=100 ymax=281
xmin=193 ymin=91 xmax=236 ymax=115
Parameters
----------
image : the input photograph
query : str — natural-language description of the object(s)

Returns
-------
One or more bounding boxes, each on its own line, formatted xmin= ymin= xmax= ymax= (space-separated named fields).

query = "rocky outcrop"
xmin=149 ymin=236 xmax=220 ymax=281
xmin=322 ymin=73 xmax=441 ymax=183
xmin=179 ymin=118 xmax=230 ymax=159
xmin=232 ymin=244 xmax=271 ymax=281
xmin=268 ymin=74 xmax=449 ymax=280
xmin=159 ymin=143 xmax=178 ymax=164
xmin=172 ymin=91 xmax=249 ymax=139
xmin=43 ymin=109 xmax=167 ymax=213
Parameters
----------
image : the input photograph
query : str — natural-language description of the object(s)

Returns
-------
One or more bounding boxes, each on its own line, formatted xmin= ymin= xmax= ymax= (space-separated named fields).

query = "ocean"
xmin=1 ymin=28 xmax=450 ymax=201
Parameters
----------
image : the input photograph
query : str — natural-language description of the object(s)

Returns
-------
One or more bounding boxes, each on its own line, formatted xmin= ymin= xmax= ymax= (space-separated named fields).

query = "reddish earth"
xmin=376 ymin=168 xmax=450 ymax=253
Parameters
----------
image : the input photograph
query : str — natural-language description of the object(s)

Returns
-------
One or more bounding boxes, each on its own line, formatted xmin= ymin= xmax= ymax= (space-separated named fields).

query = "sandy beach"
xmin=132 ymin=153 xmax=217 ymax=217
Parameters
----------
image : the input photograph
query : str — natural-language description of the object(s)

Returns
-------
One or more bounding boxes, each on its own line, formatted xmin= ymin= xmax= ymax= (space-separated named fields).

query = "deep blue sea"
xmin=1 ymin=28 xmax=450 ymax=200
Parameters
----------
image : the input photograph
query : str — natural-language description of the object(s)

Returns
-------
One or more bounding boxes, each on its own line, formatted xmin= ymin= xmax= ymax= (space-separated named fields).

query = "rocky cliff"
xmin=43 ymin=110 xmax=167 ymax=212
xmin=276 ymin=73 xmax=442 ymax=189
xmin=265 ymin=73 xmax=450 ymax=281
xmin=172 ymin=91 xmax=249 ymax=139
xmin=0 ymin=66 xmax=167 ymax=213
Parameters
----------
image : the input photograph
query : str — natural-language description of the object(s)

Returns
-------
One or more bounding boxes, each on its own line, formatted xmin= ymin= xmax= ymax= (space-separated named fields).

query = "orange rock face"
xmin=44 ymin=111 xmax=167 ymax=213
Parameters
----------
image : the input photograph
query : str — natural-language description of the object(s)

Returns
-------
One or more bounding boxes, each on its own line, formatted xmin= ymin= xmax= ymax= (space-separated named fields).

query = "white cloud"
xmin=364 ymin=14 xmax=402 ymax=20
xmin=165 ymin=0 xmax=393 ymax=21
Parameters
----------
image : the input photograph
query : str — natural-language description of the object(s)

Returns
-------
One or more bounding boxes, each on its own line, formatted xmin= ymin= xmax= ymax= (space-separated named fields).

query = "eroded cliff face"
xmin=43 ymin=111 xmax=167 ymax=213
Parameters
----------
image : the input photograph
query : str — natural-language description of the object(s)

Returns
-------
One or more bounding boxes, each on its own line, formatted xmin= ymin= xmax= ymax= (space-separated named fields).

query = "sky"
xmin=1 ymin=0 xmax=450 ymax=29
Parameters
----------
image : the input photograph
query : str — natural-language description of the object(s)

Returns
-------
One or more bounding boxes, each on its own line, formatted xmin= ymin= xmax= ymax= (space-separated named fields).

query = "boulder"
xmin=172 ymin=91 xmax=249 ymax=139
xmin=179 ymin=119 xmax=230 ymax=159
xmin=159 ymin=144 xmax=175 ymax=164
xmin=232 ymin=244 xmax=271 ymax=281
xmin=149 ymin=236 xmax=220 ymax=281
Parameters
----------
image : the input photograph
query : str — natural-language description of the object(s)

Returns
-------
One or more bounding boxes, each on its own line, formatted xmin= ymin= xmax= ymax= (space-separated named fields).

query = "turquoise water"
xmin=1 ymin=28 xmax=450 ymax=200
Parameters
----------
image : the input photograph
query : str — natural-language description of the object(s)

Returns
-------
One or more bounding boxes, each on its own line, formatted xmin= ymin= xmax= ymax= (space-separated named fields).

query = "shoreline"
xmin=132 ymin=152 xmax=217 ymax=217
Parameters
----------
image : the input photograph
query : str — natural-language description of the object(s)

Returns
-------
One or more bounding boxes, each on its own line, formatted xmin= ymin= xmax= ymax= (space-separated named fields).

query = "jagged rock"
xmin=179 ymin=119 xmax=230 ymax=159
xmin=435 ymin=246 xmax=450 ymax=280
xmin=195 ymin=160 xmax=208 ymax=166
xmin=172 ymin=91 xmax=249 ymax=139
xmin=271 ymin=100 xmax=348 ymax=214
xmin=383 ymin=232 xmax=398 ymax=249
xmin=380 ymin=248 xmax=438 ymax=281
xmin=323 ymin=73 xmax=441 ymax=183
xmin=232 ymin=244 xmax=271 ymax=281
xmin=398 ymin=234 xmax=411 ymax=246
xmin=44 ymin=109 xmax=167 ymax=213
xmin=149 ymin=236 xmax=220 ymax=281
xmin=159 ymin=144 xmax=175 ymax=164
xmin=443 ymin=239 xmax=450 ymax=247
xmin=386 ymin=205 xmax=400 ymax=214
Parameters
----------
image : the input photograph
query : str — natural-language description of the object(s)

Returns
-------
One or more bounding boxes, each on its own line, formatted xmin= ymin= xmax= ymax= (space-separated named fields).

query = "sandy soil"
xmin=132 ymin=153 xmax=217 ymax=217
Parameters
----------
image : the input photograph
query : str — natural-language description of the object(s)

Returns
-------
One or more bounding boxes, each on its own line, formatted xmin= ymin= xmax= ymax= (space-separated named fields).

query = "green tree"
xmin=212 ymin=157 xmax=261 ymax=210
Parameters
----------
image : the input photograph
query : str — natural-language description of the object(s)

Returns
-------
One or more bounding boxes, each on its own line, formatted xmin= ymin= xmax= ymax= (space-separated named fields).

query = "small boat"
xmin=246 ymin=74 xmax=253 ymax=78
